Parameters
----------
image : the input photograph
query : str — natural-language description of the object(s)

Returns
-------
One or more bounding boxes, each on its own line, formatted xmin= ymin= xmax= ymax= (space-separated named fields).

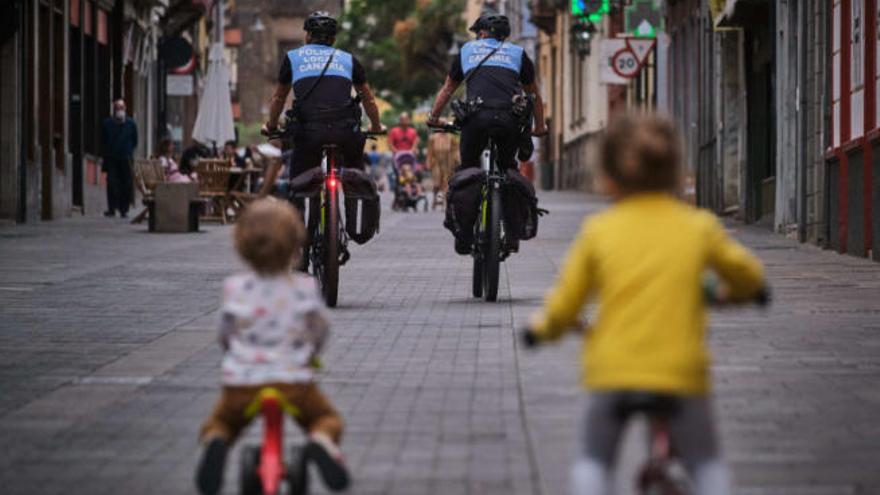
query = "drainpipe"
xmin=797 ymin=0 xmax=808 ymax=243
xmin=17 ymin=0 xmax=27 ymax=223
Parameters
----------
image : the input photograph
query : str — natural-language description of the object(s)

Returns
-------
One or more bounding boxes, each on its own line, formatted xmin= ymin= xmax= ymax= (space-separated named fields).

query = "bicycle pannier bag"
xmin=288 ymin=167 xmax=324 ymax=235
xmin=503 ymin=168 xmax=540 ymax=240
xmin=341 ymin=168 xmax=380 ymax=244
xmin=445 ymin=168 xmax=486 ymax=242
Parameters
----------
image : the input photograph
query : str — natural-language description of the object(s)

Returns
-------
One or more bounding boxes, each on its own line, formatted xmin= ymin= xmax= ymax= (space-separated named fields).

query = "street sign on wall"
xmin=600 ymin=39 xmax=629 ymax=84
xmin=600 ymin=37 xmax=656 ymax=84
xmin=166 ymin=74 xmax=194 ymax=96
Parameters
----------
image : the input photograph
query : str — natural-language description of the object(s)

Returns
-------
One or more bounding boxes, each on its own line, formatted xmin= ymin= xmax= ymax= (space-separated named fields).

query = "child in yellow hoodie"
xmin=523 ymin=114 xmax=766 ymax=495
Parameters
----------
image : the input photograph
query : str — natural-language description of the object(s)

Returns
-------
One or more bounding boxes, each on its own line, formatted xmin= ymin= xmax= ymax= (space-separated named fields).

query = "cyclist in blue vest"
xmin=262 ymin=11 xmax=384 ymax=183
xmin=427 ymin=13 xmax=547 ymax=254
xmin=427 ymin=13 xmax=547 ymax=168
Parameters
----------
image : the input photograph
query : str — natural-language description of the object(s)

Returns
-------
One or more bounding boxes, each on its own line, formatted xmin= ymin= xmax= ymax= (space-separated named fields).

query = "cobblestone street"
xmin=1 ymin=192 xmax=879 ymax=495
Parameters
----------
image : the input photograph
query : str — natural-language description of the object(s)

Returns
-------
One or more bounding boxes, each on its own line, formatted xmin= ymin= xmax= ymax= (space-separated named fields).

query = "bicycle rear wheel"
xmin=472 ymin=256 xmax=483 ymax=298
xmin=483 ymin=184 xmax=502 ymax=302
xmin=322 ymin=185 xmax=340 ymax=308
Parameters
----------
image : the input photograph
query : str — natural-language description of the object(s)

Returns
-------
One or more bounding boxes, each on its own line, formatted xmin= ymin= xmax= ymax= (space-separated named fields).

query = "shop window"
xmin=832 ymin=0 xmax=841 ymax=147
xmin=852 ymin=0 xmax=865 ymax=137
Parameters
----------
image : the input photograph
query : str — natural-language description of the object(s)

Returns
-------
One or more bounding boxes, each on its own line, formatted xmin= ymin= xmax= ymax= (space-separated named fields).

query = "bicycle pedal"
xmin=339 ymin=246 xmax=351 ymax=266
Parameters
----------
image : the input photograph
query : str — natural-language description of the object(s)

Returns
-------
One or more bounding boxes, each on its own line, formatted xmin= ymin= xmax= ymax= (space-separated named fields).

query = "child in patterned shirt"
xmin=196 ymin=199 xmax=349 ymax=494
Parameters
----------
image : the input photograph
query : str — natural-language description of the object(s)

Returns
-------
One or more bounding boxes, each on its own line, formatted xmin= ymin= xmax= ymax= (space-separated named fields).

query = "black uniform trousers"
xmin=290 ymin=119 xmax=367 ymax=179
xmin=105 ymin=157 xmax=134 ymax=215
xmin=459 ymin=110 xmax=520 ymax=171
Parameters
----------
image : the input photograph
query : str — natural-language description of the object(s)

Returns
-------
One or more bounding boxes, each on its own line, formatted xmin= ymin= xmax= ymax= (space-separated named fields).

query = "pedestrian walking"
xmin=426 ymin=123 xmax=458 ymax=209
xmin=101 ymin=99 xmax=138 ymax=218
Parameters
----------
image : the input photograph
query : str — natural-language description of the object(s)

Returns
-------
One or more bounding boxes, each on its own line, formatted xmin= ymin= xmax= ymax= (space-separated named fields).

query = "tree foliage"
xmin=337 ymin=0 xmax=466 ymax=109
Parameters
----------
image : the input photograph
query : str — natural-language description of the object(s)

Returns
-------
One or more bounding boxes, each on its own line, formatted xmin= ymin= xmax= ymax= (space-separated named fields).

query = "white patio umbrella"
xmin=192 ymin=43 xmax=236 ymax=149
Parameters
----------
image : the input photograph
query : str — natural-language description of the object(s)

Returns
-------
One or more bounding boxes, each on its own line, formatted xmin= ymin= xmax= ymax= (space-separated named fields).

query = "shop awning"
xmin=713 ymin=0 xmax=769 ymax=29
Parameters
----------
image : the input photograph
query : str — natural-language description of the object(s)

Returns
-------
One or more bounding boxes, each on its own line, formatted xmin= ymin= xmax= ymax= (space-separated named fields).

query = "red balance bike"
xmin=238 ymin=387 xmax=309 ymax=495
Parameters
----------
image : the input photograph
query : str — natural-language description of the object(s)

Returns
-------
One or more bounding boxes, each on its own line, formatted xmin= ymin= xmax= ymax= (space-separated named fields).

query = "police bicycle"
xmin=428 ymin=121 xmax=512 ymax=302
xmin=267 ymin=124 xmax=384 ymax=308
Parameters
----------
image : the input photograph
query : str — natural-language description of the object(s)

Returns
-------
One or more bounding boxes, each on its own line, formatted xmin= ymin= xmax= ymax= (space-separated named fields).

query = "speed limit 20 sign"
xmin=606 ymin=37 xmax=656 ymax=80
xmin=612 ymin=50 xmax=640 ymax=78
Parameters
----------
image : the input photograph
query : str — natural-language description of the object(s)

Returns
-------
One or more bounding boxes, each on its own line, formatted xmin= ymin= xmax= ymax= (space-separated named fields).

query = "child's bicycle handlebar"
xmin=520 ymin=285 xmax=771 ymax=349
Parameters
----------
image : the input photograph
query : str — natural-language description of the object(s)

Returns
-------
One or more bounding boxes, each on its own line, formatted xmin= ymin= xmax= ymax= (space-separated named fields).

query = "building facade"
xmin=0 ymin=0 xmax=211 ymax=223
xmin=531 ymin=1 xmax=657 ymax=191
xmin=664 ymin=1 xmax=876 ymax=259
xmin=224 ymin=0 xmax=341 ymax=128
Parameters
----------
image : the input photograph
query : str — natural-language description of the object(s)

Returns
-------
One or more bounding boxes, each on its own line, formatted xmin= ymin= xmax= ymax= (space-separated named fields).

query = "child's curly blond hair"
xmin=600 ymin=113 xmax=683 ymax=194
xmin=233 ymin=199 xmax=305 ymax=275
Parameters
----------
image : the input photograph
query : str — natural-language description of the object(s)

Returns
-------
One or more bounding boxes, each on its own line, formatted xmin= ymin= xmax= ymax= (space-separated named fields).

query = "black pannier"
xmin=341 ymin=168 xmax=380 ymax=244
xmin=444 ymin=168 xmax=486 ymax=242
xmin=503 ymin=168 xmax=540 ymax=240
xmin=288 ymin=167 xmax=324 ymax=235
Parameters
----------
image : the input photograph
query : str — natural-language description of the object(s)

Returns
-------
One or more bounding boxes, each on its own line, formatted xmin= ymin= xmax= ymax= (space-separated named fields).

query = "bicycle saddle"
xmin=614 ymin=392 xmax=681 ymax=420
xmin=243 ymin=387 xmax=301 ymax=419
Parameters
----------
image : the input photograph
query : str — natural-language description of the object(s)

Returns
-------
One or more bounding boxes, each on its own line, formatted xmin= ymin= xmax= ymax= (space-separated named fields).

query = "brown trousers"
xmin=200 ymin=382 xmax=343 ymax=444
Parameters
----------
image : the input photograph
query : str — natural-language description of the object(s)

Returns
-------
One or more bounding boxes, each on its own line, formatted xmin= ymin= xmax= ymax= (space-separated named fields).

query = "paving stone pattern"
xmin=0 ymin=192 xmax=878 ymax=495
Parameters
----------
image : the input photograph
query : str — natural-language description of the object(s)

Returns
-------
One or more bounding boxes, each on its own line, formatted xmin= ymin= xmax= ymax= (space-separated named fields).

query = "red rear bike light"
xmin=329 ymin=178 xmax=338 ymax=189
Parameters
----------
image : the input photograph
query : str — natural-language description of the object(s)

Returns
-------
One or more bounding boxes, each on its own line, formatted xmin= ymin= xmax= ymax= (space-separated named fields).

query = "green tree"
xmin=337 ymin=0 xmax=466 ymax=109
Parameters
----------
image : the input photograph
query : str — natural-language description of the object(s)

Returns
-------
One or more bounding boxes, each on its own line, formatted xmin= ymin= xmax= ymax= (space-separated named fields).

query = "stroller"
xmin=391 ymin=151 xmax=428 ymax=212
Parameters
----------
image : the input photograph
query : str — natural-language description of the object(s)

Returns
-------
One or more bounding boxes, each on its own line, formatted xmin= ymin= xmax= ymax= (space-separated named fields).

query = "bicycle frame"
xmin=242 ymin=387 xmax=302 ymax=495
xmin=477 ymin=141 xmax=504 ymax=236
xmin=315 ymin=150 xmax=341 ymax=254
xmin=258 ymin=397 xmax=284 ymax=495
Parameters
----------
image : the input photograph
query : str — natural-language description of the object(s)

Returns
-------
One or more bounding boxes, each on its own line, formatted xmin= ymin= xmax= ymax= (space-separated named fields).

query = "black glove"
xmin=520 ymin=328 xmax=539 ymax=349
xmin=754 ymin=286 xmax=771 ymax=307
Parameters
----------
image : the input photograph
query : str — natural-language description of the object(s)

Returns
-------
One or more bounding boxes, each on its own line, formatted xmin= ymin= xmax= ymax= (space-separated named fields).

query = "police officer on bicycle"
xmin=427 ymin=13 xmax=547 ymax=254
xmin=427 ymin=14 xmax=547 ymax=168
xmin=260 ymin=11 xmax=384 ymax=187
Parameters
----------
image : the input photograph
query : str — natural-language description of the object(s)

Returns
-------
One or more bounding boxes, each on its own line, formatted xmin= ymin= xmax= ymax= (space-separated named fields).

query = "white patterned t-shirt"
xmin=219 ymin=272 xmax=329 ymax=385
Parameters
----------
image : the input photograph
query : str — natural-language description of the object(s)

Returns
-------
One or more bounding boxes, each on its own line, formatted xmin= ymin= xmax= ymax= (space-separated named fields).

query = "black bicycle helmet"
xmin=304 ymin=11 xmax=338 ymax=36
xmin=469 ymin=13 xmax=510 ymax=39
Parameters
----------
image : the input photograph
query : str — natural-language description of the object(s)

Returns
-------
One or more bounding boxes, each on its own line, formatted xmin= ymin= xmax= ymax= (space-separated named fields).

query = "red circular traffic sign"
xmin=611 ymin=49 xmax=640 ymax=78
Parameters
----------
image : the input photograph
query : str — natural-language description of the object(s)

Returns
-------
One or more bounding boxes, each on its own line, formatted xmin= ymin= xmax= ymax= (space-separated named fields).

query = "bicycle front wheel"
xmin=483 ymin=184 xmax=502 ymax=302
xmin=322 ymin=186 xmax=340 ymax=307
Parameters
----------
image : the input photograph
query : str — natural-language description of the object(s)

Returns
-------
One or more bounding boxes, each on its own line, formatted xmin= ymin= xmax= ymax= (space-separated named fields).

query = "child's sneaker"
xmin=306 ymin=432 xmax=350 ymax=491
xmin=196 ymin=436 xmax=228 ymax=495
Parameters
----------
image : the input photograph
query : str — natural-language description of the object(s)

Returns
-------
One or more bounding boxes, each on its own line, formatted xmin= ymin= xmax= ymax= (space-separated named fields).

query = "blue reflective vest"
xmin=460 ymin=38 xmax=524 ymax=76
xmin=287 ymin=44 xmax=353 ymax=84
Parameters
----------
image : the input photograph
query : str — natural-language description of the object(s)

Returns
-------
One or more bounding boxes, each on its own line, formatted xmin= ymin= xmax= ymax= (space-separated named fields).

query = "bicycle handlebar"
xmin=263 ymin=127 xmax=387 ymax=141
xmin=427 ymin=121 xmax=461 ymax=133
xmin=364 ymin=130 xmax=387 ymax=139
xmin=520 ymin=285 xmax=770 ymax=349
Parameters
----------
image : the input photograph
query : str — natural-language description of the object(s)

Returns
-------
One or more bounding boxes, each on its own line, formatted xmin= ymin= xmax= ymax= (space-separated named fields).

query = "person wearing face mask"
xmin=101 ymin=99 xmax=139 ymax=218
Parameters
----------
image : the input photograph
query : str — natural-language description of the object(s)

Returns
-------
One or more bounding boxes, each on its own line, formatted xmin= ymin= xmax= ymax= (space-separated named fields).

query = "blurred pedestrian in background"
xmin=157 ymin=138 xmax=194 ymax=183
xmin=223 ymin=140 xmax=247 ymax=168
xmin=101 ymin=99 xmax=138 ymax=218
xmin=180 ymin=141 xmax=211 ymax=176
xmin=367 ymin=143 xmax=383 ymax=185
xmin=426 ymin=120 xmax=459 ymax=209
xmin=388 ymin=112 xmax=419 ymax=188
